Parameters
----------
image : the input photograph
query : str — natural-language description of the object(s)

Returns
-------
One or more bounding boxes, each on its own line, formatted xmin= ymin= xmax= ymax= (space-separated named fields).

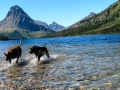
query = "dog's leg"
xmin=16 ymin=57 xmax=19 ymax=63
xmin=46 ymin=51 xmax=50 ymax=58
xmin=38 ymin=56 xmax=41 ymax=62
xmin=35 ymin=54 xmax=38 ymax=59
xmin=9 ymin=59 xmax=11 ymax=63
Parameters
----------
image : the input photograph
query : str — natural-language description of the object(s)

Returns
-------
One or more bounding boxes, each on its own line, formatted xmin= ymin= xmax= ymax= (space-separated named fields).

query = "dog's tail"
xmin=19 ymin=39 xmax=22 ymax=46
xmin=44 ymin=41 xmax=46 ymax=47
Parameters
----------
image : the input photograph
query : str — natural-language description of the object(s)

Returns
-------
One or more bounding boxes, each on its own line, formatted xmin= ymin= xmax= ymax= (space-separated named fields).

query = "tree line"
xmin=45 ymin=1 xmax=120 ymax=38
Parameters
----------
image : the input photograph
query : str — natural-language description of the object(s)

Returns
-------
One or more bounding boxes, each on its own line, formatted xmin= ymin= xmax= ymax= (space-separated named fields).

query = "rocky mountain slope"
xmin=0 ymin=5 xmax=54 ymax=39
xmin=34 ymin=20 xmax=49 ymax=29
xmin=81 ymin=12 xmax=96 ymax=21
xmin=0 ymin=5 xmax=52 ymax=32
xmin=34 ymin=20 xmax=66 ymax=31
xmin=49 ymin=22 xmax=66 ymax=31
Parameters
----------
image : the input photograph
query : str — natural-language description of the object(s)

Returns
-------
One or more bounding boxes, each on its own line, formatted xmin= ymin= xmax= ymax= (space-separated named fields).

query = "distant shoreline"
xmin=0 ymin=36 xmax=9 ymax=40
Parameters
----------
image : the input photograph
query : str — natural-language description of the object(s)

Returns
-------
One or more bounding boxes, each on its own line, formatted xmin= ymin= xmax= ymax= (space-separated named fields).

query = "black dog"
xmin=29 ymin=43 xmax=50 ymax=62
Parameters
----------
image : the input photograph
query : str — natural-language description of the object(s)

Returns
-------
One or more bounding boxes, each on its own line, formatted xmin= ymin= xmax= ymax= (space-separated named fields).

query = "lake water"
xmin=0 ymin=34 xmax=120 ymax=89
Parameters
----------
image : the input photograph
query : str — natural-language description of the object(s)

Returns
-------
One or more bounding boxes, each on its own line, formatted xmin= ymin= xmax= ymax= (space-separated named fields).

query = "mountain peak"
xmin=0 ymin=5 xmax=52 ymax=32
xmin=52 ymin=21 xmax=57 ymax=24
xmin=11 ymin=5 xmax=21 ymax=9
xmin=81 ymin=12 xmax=96 ymax=21
xmin=6 ymin=5 xmax=28 ymax=18
xmin=49 ymin=22 xmax=66 ymax=31
xmin=89 ymin=12 xmax=96 ymax=16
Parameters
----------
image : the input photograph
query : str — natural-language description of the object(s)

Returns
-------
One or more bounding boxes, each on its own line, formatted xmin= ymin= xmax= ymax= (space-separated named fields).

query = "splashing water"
xmin=27 ymin=54 xmax=60 ymax=66
xmin=0 ymin=53 xmax=60 ymax=71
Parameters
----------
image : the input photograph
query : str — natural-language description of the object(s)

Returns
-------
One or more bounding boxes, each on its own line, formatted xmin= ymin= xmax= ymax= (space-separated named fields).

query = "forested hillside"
xmin=48 ymin=0 xmax=120 ymax=37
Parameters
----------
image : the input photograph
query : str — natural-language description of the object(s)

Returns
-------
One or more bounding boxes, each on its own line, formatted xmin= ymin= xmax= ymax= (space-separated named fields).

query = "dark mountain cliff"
xmin=0 ymin=5 xmax=52 ymax=32
xmin=34 ymin=20 xmax=49 ymax=29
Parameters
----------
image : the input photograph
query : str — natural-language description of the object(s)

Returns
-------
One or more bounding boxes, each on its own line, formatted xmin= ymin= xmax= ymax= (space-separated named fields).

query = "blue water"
xmin=0 ymin=34 xmax=120 ymax=87
xmin=0 ymin=34 xmax=120 ymax=56
xmin=0 ymin=33 xmax=120 ymax=62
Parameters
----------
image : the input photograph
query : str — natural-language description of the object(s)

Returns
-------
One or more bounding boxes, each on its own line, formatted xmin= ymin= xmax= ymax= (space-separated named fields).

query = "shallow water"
xmin=0 ymin=34 xmax=120 ymax=89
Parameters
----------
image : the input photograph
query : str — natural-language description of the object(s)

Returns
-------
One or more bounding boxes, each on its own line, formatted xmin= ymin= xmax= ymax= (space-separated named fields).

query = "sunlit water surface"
xmin=0 ymin=34 xmax=120 ymax=88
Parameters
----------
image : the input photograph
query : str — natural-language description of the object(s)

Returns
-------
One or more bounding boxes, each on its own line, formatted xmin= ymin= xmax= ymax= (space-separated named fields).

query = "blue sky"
xmin=0 ymin=0 xmax=118 ymax=27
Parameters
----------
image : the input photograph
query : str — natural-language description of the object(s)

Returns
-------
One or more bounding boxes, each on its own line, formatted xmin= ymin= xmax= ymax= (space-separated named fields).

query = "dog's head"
xmin=29 ymin=48 xmax=34 ymax=54
xmin=4 ymin=52 xmax=9 ymax=61
xmin=29 ymin=46 xmax=38 ymax=54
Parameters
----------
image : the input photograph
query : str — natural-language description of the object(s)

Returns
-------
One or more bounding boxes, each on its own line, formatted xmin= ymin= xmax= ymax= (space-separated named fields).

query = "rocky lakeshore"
xmin=0 ymin=54 xmax=120 ymax=90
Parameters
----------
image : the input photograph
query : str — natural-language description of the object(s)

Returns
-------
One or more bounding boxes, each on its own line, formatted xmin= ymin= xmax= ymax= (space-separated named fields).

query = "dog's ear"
xmin=30 ymin=47 xmax=33 ymax=49
xmin=4 ymin=53 xmax=7 ymax=56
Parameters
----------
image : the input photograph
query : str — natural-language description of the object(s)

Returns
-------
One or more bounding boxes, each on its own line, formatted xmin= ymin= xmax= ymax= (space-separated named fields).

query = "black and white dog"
xmin=29 ymin=42 xmax=50 ymax=62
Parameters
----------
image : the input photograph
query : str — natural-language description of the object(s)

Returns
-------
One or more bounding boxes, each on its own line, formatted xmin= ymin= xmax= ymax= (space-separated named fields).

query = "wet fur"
xmin=29 ymin=45 xmax=50 ymax=62
xmin=4 ymin=40 xmax=22 ymax=63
